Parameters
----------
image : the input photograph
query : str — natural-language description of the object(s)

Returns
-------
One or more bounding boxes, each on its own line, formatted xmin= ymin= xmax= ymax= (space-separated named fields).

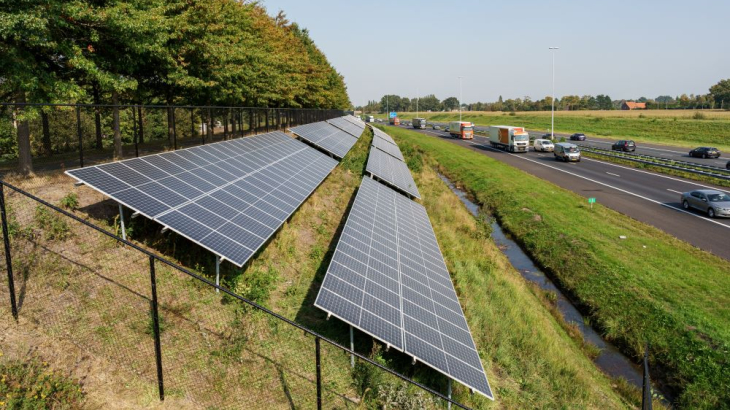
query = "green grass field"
xmin=372 ymin=110 xmax=730 ymax=151
xmin=379 ymin=125 xmax=730 ymax=409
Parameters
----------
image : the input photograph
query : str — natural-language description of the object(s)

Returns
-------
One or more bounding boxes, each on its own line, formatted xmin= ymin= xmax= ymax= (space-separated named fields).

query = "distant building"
xmin=621 ymin=101 xmax=647 ymax=110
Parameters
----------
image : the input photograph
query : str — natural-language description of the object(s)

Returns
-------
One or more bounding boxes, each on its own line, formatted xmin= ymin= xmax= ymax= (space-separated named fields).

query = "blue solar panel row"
xmin=67 ymin=131 xmax=338 ymax=266
xmin=326 ymin=117 xmax=365 ymax=138
xmin=366 ymin=148 xmax=420 ymax=199
xmin=315 ymin=177 xmax=493 ymax=399
xmin=289 ymin=122 xmax=358 ymax=158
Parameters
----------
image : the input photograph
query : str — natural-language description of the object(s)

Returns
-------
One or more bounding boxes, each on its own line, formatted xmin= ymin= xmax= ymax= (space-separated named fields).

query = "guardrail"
xmin=578 ymin=145 xmax=730 ymax=181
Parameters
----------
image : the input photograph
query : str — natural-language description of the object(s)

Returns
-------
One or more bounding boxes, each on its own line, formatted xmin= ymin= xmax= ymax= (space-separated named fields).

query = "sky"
xmin=261 ymin=0 xmax=730 ymax=106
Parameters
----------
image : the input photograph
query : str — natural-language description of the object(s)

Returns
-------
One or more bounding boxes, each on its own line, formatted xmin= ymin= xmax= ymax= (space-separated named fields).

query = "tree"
xmin=442 ymin=97 xmax=459 ymax=111
xmin=709 ymin=79 xmax=730 ymax=110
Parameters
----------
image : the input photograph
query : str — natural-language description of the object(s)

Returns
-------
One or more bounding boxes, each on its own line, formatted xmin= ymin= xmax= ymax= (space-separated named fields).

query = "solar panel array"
xmin=289 ymin=121 xmax=358 ymax=159
xmin=326 ymin=117 xmax=365 ymax=138
xmin=371 ymin=126 xmax=396 ymax=145
xmin=67 ymin=131 xmax=338 ymax=266
xmin=342 ymin=115 xmax=364 ymax=126
xmin=372 ymin=134 xmax=405 ymax=161
xmin=315 ymin=177 xmax=493 ymax=399
xmin=366 ymin=148 xmax=420 ymax=199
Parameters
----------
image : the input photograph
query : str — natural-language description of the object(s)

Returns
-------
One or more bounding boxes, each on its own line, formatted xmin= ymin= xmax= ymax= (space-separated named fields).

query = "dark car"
xmin=689 ymin=147 xmax=721 ymax=159
xmin=542 ymin=133 xmax=555 ymax=141
xmin=727 ymin=160 xmax=730 ymax=170
xmin=432 ymin=124 xmax=441 ymax=130
xmin=612 ymin=140 xmax=636 ymax=152
xmin=569 ymin=133 xmax=586 ymax=141
xmin=681 ymin=189 xmax=730 ymax=218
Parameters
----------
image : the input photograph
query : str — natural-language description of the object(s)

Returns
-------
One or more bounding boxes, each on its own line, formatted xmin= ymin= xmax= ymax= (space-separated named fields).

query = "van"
xmin=554 ymin=143 xmax=581 ymax=162
xmin=533 ymin=139 xmax=554 ymax=152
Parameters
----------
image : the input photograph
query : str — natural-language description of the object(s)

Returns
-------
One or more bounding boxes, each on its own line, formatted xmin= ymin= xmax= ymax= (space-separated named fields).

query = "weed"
xmin=34 ymin=205 xmax=71 ymax=240
xmin=59 ymin=192 xmax=79 ymax=210
xmin=0 ymin=356 xmax=85 ymax=409
xmin=693 ymin=111 xmax=706 ymax=120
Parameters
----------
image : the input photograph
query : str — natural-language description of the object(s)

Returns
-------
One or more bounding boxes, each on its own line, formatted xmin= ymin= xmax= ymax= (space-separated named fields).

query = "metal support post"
xmin=1 ymin=184 xmax=18 ymax=320
xmin=118 ymin=203 xmax=127 ymax=241
xmin=191 ymin=108 xmax=195 ymax=143
xmin=76 ymin=106 xmax=84 ymax=168
xmin=350 ymin=325 xmax=355 ymax=368
xmin=132 ymin=106 xmax=139 ymax=158
xmin=447 ymin=378 xmax=452 ymax=410
xmin=137 ymin=106 xmax=144 ymax=144
xmin=148 ymin=256 xmax=165 ymax=401
xmin=315 ymin=337 xmax=322 ymax=409
xmin=642 ymin=344 xmax=652 ymax=410
xmin=171 ymin=108 xmax=177 ymax=150
xmin=215 ymin=255 xmax=221 ymax=293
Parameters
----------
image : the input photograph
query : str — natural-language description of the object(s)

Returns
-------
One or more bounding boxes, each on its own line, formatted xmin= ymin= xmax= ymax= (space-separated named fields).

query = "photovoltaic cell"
xmin=315 ymin=177 xmax=492 ymax=399
xmin=289 ymin=121 xmax=358 ymax=158
xmin=372 ymin=135 xmax=405 ymax=161
xmin=67 ymin=131 xmax=338 ymax=267
xmin=326 ymin=116 xmax=365 ymax=138
xmin=370 ymin=126 xmax=397 ymax=145
xmin=366 ymin=148 xmax=420 ymax=199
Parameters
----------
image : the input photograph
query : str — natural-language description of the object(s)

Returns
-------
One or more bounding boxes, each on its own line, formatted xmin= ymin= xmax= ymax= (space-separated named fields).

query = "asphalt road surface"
xmin=388 ymin=123 xmax=730 ymax=261
xmin=418 ymin=120 xmax=728 ymax=168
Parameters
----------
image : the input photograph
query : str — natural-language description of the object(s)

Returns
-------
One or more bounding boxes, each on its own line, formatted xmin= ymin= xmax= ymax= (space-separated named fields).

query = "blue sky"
xmin=262 ymin=1 xmax=730 ymax=106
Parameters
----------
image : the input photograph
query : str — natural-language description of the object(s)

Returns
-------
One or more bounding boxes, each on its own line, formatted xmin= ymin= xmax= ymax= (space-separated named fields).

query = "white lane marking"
xmin=667 ymin=189 xmax=682 ymax=194
xmin=606 ymin=172 xmax=621 ymax=177
xmin=581 ymin=157 xmax=725 ymax=190
xmin=477 ymin=145 xmax=730 ymax=229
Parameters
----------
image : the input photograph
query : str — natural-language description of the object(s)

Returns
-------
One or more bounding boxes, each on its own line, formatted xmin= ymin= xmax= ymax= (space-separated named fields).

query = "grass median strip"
xmin=379 ymin=124 xmax=730 ymax=409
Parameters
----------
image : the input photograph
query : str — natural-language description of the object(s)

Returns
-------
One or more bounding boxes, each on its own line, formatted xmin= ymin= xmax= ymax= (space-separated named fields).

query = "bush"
xmin=692 ymin=111 xmax=706 ymax=120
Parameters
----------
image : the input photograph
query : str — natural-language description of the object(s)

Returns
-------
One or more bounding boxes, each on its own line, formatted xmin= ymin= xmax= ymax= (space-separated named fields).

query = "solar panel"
xmin=289 ymin=122 xmax=358 ymax=159
xmin=327 ymin=117 xmax=365 ymax=138
xmin=366 ymin=148 xmax=420 ymax=199
xmin=315 ymin=177 xmax=492 ymax=399
xmin=66 ymin=131 xmax=338 ymax=266
xmin=341 ymin=115 xmax=364 ymax=126
xmin=370 ymin=126 xmax=397 ymax=146
xmin=372 ymin=135 xmax=405 ymax=161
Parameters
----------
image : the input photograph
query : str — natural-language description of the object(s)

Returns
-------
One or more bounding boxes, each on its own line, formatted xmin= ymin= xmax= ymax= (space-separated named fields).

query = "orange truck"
xmin=389 ymin=116 xmax=400 ymax=125
xmin=489 ymin=125 xmax=530 ymax=152
xmin=448 ymin=121 xmax=474 ymax=139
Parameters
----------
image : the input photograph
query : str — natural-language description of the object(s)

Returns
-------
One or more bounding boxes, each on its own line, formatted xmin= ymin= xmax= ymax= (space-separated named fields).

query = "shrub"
xmin=59 ymin=192 xmax=79 ymax=210
xmin=692 ymin=111 xmax=706 ymax=120
xmin=34 ymin=205 xmax=71 ymax=240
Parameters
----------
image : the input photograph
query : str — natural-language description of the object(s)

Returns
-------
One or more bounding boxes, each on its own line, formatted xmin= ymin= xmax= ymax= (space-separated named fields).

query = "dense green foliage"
xmin=383 ymin=125 xmax=730 ymax=409
xmin=0 ymin=357 xmax=85 ymax=409
xmin=0 ymin=0 xmax=349 ymax=108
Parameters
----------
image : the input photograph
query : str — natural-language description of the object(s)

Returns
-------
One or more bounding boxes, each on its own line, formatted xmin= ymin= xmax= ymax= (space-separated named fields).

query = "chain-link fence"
xmin=0 ymin=103 xmax=345 ymax=176
xmin=0 ymin=178 xmax=467 ymax=409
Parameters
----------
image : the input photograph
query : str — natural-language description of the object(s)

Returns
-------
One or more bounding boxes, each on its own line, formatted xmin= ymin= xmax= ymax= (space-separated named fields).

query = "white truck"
xmin=489 ymin=125 xmax=530 ymax=152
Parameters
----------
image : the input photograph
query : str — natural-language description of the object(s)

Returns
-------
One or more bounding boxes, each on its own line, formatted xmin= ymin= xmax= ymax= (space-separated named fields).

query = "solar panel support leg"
xmin=447 ymin=378 xmax=452 ymax=410
xmin=349 ymin=325 xmax=354 ymax=368
xmin=215 ymin=255 xmax=221 ymax=293
xmin=118 ymin=203 xmax=126 ymax=241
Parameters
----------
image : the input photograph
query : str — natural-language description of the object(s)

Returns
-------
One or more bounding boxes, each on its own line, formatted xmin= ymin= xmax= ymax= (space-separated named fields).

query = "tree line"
xmin=1 ymin=0 xmax=350 ymax=174
xmin=359 ymin=79 xmax=730 ymax=113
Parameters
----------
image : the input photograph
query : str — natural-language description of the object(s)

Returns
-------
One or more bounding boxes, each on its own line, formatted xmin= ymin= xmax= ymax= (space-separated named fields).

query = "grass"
xmin=378 ymin=124 xmax=730 ymax=409
xmin=0 ymin=354 xmax=85 ymax=409
xmin=374 ymin=110 xmax=730 ymax=151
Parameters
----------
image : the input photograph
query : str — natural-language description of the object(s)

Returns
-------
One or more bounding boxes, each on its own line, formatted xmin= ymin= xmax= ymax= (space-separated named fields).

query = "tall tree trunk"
xmin=112 ymin=91 xmax=122 ymax=159
xmin=41 ymin=111 xmax=52 ymax=156
xmin=13 ymin=91 xmax=33 ymax=176
xmin=93 ymin=84 xmax=103 ymax=150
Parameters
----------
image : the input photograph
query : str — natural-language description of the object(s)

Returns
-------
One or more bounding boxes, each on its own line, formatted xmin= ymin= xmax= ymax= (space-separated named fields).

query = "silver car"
xmin=681 ymin=189 xmax=730 ymax=218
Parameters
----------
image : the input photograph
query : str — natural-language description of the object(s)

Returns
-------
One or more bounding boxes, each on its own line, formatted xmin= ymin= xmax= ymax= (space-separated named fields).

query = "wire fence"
xmin=0 ymin=176 xmax=467 ymax=408
xmin=0 ymin=103 xmax=345 ymax=176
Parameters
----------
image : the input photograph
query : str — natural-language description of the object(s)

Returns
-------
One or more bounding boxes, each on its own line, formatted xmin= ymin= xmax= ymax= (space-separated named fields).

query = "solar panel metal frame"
xmin=315 ymin=177 xmax=493 ymax=399
xmin=372 ymin=135 xmax=405 ymax=161
xmin=326 ymin=117 xmax=365 ymax=138
xmin=66 ymin=131 xmax=338 ymax=267
xmin=289 ymin=122 xmax=358 ymax=159
xmin=366 ymin=148 xmax=421 ymax=199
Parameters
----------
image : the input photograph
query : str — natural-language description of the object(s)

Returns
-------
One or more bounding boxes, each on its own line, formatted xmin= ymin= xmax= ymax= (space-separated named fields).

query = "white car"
xmin=534 ymin=139 xmax=554 ymax=152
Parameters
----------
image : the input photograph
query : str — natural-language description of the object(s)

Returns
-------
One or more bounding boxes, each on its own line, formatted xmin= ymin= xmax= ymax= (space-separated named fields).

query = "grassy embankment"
xmin=375 ymin=110 xmax=730 ymax=151
xmin=2 ymin=127 xmax=643 ymax=408
xmin=379 ymin=125 xmax=730 ymax=409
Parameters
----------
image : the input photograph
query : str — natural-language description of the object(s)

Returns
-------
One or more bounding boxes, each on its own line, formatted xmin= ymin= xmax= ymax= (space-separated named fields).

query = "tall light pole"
xmin=549 ymin=47 xmax=559 ymax=139
xmin=458 ymin=76 xmax=463 ymax=122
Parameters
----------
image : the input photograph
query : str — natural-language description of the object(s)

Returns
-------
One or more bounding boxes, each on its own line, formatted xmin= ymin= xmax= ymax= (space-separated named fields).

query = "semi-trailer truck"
xmin=389 ymin=117 xmax=400 ymax=126
xmin=412 ymin=118 xmax=427 ymax=129
xmin=489 ymin=125 xmax=530 ymax=152
xmin=448 ymin=121 xmax=474 ymax=139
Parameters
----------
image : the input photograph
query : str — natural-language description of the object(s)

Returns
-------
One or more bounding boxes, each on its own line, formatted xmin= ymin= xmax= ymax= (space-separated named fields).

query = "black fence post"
xmin=265 ymin=109 xmax=270 ymax=133
xmin=149 ymin=256 xmax=165 ymax=401
xmin=137 ymin=106 xmax=144 ymax=145
xmin=172 ymin=108 xmax=177 ymax=150
xmin=315 ymin=336 xmax=322 ymax=410
xmin=76 ymin=106 xmax=84 ymax=168
xmin=132 ymin=106 xmax=139 ymax=158
xmin=642 ymin=343 xmax=652 ymax=410
xmin=0 ymin=184 xmax=18 ymax=321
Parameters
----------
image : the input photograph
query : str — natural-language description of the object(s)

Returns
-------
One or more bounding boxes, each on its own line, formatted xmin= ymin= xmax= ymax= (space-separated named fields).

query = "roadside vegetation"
xmin=376 ymin=110 xmax=730 ymax=152
xmin=379 ymin=125 xmax=730 ymax=409
xmin=0 ymin=354 xmax=85 ymax=409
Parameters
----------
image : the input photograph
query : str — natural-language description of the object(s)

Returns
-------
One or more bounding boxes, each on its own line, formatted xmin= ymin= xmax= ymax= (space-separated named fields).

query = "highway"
xmin=421 ymin=120 xmax=729 ymax=168
xmin=387 ymin=123 xmax=730 ymax=260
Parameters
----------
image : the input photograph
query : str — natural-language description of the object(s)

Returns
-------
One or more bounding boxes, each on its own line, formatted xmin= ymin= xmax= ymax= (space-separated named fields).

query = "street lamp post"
xmin=549 ymin=47 xmax=559 ymax=140
xmin=458 ymin=76 xmax=463 ymax=122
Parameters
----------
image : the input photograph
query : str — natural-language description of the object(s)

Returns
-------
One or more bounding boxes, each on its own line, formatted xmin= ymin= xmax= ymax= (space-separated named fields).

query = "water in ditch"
xmin=437 ymin=174 xmax=650 ymax=391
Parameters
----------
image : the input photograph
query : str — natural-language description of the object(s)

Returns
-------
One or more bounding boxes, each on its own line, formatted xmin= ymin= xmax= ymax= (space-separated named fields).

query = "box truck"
xmin=489 ymin=125 xmax=530 ymax=152
xmin=389 ymin=117 xmax=400 ymax=126
xmin=448 ymin=121 xmax=474 ymax=139
xmin=412 ymin=118 xmax=427 ymax=129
